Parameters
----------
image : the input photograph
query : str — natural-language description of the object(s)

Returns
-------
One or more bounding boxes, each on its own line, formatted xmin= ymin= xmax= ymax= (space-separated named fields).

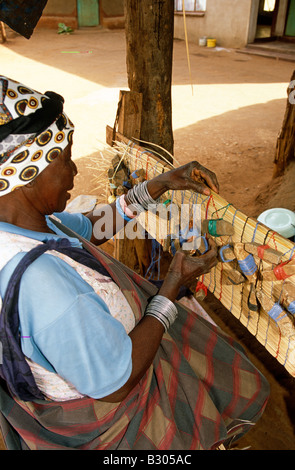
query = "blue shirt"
xmin=0 ymin=212 xmax=132 ymax=399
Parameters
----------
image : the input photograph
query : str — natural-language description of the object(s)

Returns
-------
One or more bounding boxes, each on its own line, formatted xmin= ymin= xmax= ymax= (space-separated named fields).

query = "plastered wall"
xmin=174 ymin=0 xmax=253 ymax=48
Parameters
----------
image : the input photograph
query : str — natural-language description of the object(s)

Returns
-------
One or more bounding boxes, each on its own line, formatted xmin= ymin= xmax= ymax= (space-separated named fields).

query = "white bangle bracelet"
xmin=145 ymin=295 xmax=178 ymax=332
xmin=127 ymin=181 xmax=158 ymax=211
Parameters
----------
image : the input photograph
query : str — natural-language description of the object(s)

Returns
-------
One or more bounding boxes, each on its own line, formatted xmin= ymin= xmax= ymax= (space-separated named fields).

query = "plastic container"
xmin=207 ymin=38 xmax=216 ymax=48
xmin=199 ymin=37 xmax=207 ymax=46
xmin=257 ymin=208 xmax=295 ymax=239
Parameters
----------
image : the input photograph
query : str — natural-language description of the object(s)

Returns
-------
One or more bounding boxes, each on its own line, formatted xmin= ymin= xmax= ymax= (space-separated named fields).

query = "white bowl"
xmin=257 ymin=208 xmax=295 ymax=239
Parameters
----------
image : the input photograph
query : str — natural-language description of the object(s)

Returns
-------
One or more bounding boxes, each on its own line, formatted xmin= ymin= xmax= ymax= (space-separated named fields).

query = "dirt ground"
xmin=1 ymin=26 xmax=295 ymax=451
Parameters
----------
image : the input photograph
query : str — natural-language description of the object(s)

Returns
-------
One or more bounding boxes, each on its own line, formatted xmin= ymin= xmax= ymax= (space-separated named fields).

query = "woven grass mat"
xmin=108 ymin=138 xmax=295 ymax=376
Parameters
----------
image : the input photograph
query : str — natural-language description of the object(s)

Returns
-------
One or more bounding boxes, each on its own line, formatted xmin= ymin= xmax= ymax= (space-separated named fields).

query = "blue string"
xmin=251 ymin=221 xmax=259 ymax=242
xmin=281 ymin=245 xmax=295 ymax=260
xmin=153 ymin=161 xmax=162 ymax=177
xmin=197 ymin=235 xmax=208 ymax=254
xmin=167 ymin=190 xmax=175 ymax=235
xmin=287 ymin=301 xmax=295 ymax=315
xmin=170 ymin=239 xmax=177 ymax=256
xmin=145 ymin=238 xmax=162 ymax=281
xmin=277 ymin=246 xmax=295 ymax=322
xmin=238 ymin=254 xmax=257 ymax=276
xmin=131 ymin=170 xmax=139 ymax=178
xmin=231 ymin=208 xmax=238 ymax=227
xmin=219 ymin=244 xmax=234 ymax=263
xmin=264 ymin=317 xmax=271 ymax=347
xmin=268 ymin=303 xmax=286 ymax=322
xmin=115 ymin=196 xmax=133 ymax=222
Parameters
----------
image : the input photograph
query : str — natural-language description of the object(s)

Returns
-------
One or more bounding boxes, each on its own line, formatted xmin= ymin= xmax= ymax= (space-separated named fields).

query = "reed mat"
xmin=106 ymin=136 xmax=295 ymax=377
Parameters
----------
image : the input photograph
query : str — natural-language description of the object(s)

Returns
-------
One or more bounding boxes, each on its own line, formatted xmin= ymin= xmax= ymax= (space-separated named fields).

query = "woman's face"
xmin=27 ymin=144 xmax=78 ymax=214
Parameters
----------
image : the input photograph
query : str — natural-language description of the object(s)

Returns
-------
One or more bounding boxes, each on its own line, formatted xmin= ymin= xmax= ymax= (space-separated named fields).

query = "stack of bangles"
xmin=115 ymin=181 xmax=158 ymax=222
xmin=145 ymin=295 xmax=178 ymax=332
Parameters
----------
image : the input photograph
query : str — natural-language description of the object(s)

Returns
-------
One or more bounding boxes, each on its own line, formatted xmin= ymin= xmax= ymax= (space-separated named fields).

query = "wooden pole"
xmin=124 ymin=0 xmax=174 ymax=162
xmin=273 ymin=70 xmax=295 ymax=177
xmin=0 ymin=22 xmax=7 ymax=43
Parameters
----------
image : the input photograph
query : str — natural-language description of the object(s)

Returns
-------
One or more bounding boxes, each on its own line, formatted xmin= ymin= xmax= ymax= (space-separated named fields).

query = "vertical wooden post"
xmin=273 ymin=70 xmax=295 ymax=177
xmin=0 ymin=22 xmax=7 ymax=43
xmin=124 ymin=0 xmax=174 ymax=162
xmin=117 ymin=90 xmax=143 ymax=141
xmin=110 ymin=1 xmax=175 ymax=275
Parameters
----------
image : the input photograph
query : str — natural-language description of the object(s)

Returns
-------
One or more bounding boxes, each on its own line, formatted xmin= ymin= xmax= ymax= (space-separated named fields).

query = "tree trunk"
xmin=273 ymin=70 xmax=295 ymax=178
xmin=124 ymin=0 xmax=174 ymax=162
xmin=0 ymin=22 xmax=6 ymax=43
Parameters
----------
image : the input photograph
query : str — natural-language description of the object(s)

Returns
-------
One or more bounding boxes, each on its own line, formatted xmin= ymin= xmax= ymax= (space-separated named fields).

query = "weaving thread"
xmin=257 ymin=244 xmax=270 ymax=259
xmin=238 ymin=255 xmax=258 ymax=276
xmin=207 ymin=219 xmax=223 ymax=237
xmin=287 ymin=301 xmax=295 ymax=315
xmin=268 ymin=303 xmax=287 ymax=322
xmin=273 ymin=261 xmax=290 ymax=280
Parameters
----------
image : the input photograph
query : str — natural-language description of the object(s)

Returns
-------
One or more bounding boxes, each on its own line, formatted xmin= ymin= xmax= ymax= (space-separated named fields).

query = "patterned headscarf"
xmin=0 ymin=76 xmax=74 ymax=196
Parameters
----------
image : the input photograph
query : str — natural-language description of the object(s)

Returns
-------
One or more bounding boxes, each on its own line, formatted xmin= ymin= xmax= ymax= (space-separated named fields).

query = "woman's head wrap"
xmin=0 ymin=75 xmax=74 ymax=196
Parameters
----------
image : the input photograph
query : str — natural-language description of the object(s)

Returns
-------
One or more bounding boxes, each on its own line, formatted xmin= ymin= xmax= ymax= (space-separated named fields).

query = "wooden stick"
xmin=218 ymin=244 xmax=235 ymax=262
xmin=261 ymin=259 xmax=295 ymax=281
xmin=273 ymin=281 xmax=295 ymax=315
xmin=256 ymin=290 xmax=295 ymax=339
xmin=244 ymin=242 xmax=282 ymax=264
xmin=233 ymin=242 xmax=259 ymax=312
xmin=130 ymin=168 xmax=146 ymax=183
xmin=234 ymin=242 xmax=258 ymax=284
xmin=202 ymin=219 xmax=234 ymax=236
xmin=0 ymin=22 xmax=6 ymax=44
xmin=222 ymin=268 xmax=246 ymax=285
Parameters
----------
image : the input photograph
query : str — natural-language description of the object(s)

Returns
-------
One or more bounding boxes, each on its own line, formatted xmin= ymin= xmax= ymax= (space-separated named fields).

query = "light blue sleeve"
xmin=1 ymin=251 xmax=132 ymax=399
xmin=49 ymin=211 xmax=93 ymax=241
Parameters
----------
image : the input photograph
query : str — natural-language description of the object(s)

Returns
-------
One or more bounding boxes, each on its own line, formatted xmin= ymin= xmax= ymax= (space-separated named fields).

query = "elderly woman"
xmin=0 ymin=76 xmax=269 ymax=451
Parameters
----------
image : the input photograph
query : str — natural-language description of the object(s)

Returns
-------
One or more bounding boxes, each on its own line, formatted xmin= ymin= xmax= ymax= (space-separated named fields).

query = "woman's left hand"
xmin=158 ymin=237 xmax=218 ymax=301
xmin=147 ymin=160 xmax=219 ymax=200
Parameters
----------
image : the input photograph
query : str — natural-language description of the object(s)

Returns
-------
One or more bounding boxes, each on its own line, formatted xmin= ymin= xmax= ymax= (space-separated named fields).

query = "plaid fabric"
xmin=0 ymin=229 xmax=270 ymax=450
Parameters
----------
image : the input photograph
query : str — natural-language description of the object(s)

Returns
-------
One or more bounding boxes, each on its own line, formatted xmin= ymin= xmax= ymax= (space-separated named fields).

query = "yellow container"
xmin=207 ymin=38 xmax=216 ymax=48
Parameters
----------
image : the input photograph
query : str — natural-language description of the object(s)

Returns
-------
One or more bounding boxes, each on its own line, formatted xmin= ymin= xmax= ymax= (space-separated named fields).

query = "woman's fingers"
xmin=206 ymin=236 xmax=218 ymax=256
xmin=164 ymin=161 xmax=219 ymax=196
xmin=191 ymin=167 xmax=219 ymax=194
xmin=170 ymin=238 xmax=218 ymax=282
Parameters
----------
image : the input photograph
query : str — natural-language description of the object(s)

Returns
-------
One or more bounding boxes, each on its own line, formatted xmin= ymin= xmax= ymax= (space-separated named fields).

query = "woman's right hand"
xmin=99 ymin=238 xmax=218 ymax=403
xmin=159 ymin=237 xmax=218 ymax=302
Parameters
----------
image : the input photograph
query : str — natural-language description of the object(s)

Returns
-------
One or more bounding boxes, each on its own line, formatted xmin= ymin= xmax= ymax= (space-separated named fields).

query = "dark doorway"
xmin=255 ymin=0 xmax=278 ymax=41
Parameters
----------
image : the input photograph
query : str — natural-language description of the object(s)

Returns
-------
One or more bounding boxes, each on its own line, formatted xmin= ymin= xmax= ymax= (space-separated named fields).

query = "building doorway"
xmin=77 ymin=0 xmax=99 ymax=27
xmin=255 ymin=0 xmax=278 ymax=41
xmin=246 ymin=0 xmax=295 ymax=59
xmin=284 ymin=0 xmax=295 ymax=39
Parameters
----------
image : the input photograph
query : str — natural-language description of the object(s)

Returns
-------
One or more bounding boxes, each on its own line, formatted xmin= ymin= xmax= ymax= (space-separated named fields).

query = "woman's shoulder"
xmin=50 ymin=211 xmax=93 ymax=240
xmin=0 ymin=230 xmax=42 ymax=271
